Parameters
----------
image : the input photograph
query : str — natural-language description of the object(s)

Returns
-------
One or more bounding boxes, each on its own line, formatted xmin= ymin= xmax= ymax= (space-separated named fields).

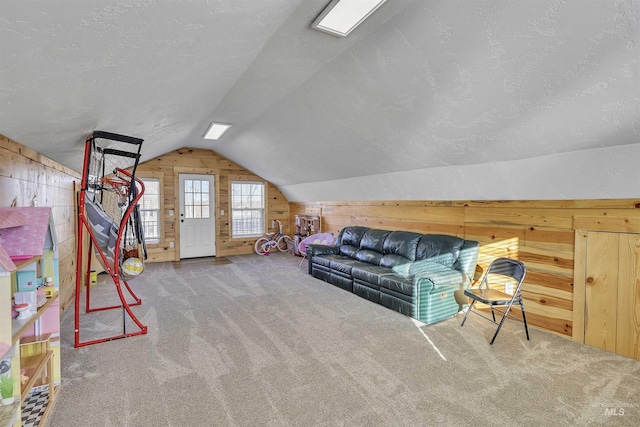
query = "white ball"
xmin=122 ymin=257 xmax=144 ymax=278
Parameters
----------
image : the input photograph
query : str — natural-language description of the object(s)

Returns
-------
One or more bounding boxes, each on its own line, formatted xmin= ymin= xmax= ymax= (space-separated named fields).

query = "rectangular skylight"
xmin=312 ymin=0 xmax=387 ymax=37
xmin=204 ymin=122 xmax=231 ymax=140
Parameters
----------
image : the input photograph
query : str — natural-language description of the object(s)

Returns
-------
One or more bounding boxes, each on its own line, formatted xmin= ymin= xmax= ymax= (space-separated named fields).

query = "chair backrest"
xmin=481 ymin=258 xmax=526 ymax=291
xmin=299 ymin=232 xmax=335 ymax=254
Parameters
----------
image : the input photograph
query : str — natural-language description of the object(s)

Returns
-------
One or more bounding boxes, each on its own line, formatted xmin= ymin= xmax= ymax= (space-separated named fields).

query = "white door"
xmin=179 ymin=174 xmax=216 ymax=258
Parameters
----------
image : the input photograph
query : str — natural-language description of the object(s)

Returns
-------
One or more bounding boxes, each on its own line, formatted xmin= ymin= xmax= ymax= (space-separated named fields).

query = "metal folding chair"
xmin=460 ymin=257 xmax=529 ymax=344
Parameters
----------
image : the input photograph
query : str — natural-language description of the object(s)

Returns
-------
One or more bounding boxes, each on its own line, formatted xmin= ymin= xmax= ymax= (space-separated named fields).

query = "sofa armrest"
xmin=307 ymin=244 xmax=339 ymax=257
xmin=306 ymin=244 xmax=339 ymax=274
xmin=453 ymin=240 xmax=479 ymax=286
xmin=414 ymin=269 xmax=465 ymax=292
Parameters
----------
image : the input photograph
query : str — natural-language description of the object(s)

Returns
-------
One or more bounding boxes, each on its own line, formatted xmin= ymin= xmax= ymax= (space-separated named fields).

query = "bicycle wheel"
xmin=276 ymin=235 xmax=292 ymax=252
xmin=255 ymin=237 xmax=271 ymax=255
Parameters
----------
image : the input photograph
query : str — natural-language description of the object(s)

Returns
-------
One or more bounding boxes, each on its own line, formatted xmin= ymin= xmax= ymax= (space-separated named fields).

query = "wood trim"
xmin=573 ymin=215 xmax=640 ymax=233
xmin=573 ymin=230 xmax=587 ymax=343
xmin=292 ymin=199 xmax=640 ymax=209
xmin=173 ymin=166 xmax=220 ymax=175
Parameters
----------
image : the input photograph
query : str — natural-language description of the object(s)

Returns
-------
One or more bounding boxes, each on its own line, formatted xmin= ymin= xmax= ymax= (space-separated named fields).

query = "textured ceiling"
xmin=1 ymin=0 xmax=639 ymax=201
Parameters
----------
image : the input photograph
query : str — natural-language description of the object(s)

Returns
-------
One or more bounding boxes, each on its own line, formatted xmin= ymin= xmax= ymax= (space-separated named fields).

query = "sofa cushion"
xmin=390 ymin=262 xmax=412 ymax=276
xmin=416 ymin=234 xmax=465 ymax=267
xmin=330 ymin=258 xmax=364 ymax=275
xmin=379 ymin=253 xmax=412 ymax=268
xmin=408 ymin=259 xmax=452 ymax=275
xmin=391 ymin=258 xmax=454 ymax=276
xmin=380 ymin=274 xmax=415 ymax=296
xmin=383 ymin=231 xmax=423 ymax=260
xmin=339 ymin=245 xmax=359 ymax=258
xmin=355 ymin=249 xmax=384 ymax=265
xmin=352 ymin=265 xmax=395 ymax=286
xmin=313 ymin=254 xmax=351 ymax=268
xmin=360 ymin=229 xmax=391 ymax=253
xmin=338 ymin=226 xmax=369 ymax=247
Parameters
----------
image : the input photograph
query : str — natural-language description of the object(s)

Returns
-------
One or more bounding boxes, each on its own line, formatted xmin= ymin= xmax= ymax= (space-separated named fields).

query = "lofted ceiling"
xmin=1 ymin=0 xmax=639 ymax=202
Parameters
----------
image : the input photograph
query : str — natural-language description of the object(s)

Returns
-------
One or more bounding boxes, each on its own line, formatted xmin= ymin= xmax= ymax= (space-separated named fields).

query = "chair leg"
xmin=298 ymin=255 xmax=306 ymax=267
xmin=489 ymin=301 xmax=516 ymax=345
xmin=520 ymin=299 xmax=530 ymax=340
xmin=460 ymin=300 xmax=476 ymax=326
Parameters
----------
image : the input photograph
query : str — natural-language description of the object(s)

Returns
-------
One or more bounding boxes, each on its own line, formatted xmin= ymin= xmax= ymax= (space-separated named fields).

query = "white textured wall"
xmin=280 ymin=143 xmax=640 ymax=202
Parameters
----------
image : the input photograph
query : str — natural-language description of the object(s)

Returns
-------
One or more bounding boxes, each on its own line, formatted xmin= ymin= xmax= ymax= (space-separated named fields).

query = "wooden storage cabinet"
xmin=574 ymin=215 xmax=640 ymax=360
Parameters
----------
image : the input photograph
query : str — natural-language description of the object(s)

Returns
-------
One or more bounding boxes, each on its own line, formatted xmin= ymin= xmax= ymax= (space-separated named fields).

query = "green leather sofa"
xmin=307 ymin=226 xmax=479 ymax=324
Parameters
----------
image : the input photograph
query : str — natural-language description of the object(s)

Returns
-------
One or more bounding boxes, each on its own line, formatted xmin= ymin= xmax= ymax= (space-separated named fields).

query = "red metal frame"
xmin=74 ymin=136 xmax=147 ymax=348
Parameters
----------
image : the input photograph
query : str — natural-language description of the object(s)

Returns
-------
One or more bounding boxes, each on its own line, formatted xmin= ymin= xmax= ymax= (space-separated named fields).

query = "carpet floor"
xmin=47 ymin=253 xmax=640 ymax=426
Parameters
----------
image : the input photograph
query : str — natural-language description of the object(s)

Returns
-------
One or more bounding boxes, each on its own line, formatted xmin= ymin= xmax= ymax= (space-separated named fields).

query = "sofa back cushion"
xmin=338 ymin=226 xmax=368 ymax=247
xmin=378 ymin=231 xmax=422 ymax=267
xmin=337 ymin=226 xmax=369 ymax=258
xmin=383 ymin=231 xmax=422 ymax=260
xmin=416 ymin=234 xmax=465 ymax=268
xmin=353 ymin=229 xmax=390 ymax=265
xmin=360 ymin=229 xmax=391 ymax=252
xmin=355 ymin=250 xmax=384 ymax=265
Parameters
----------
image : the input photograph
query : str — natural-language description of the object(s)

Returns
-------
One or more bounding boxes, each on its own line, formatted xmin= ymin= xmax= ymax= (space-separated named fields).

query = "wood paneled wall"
xmin=290 ymin=199 xmax=640 ymax=339
xmin=3 ymin=133 xmax=637 ymax=344
xmin=136 ymin=148 xmax=289 ymax=261
xmin=0 ymin=134 xmax=80 ymax=311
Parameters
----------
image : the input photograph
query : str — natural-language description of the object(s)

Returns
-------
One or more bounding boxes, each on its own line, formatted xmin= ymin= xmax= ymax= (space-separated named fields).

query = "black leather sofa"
xmin=307 ymin=226 xmax=479 ymax=324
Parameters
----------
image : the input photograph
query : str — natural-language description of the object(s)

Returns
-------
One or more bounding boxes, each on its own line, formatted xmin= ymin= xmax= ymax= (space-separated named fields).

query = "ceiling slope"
xmin=1 ymin=0 xmax=639 ymax=201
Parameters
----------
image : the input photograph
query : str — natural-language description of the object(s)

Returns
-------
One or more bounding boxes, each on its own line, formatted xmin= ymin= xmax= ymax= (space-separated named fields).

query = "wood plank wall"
xmin=0 ymin=134 xmax=80 ymax=311
xmin=136 ymin=148 xmax=290 ymax=261
xmin=290 ymin=199 xmax=640 ymax=338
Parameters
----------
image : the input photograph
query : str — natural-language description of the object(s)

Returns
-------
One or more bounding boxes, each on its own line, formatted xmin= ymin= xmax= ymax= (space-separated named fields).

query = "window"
xmin=139 ymin=178 xmax=160 ymax=243
xmin=183 ymin=178 xmax=210 ymax=219
xmin=231 ymin=181 xmax=265 ymax=237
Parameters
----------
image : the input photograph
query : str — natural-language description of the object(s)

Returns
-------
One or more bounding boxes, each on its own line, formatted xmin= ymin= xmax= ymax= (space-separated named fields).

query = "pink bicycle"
xmin=254 ymin=219 xmax=293 ymax=255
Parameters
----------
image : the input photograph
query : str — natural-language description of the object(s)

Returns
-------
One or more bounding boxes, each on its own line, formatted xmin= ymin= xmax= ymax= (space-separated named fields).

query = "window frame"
xmin=230 ymin=180 xmax=266 ymax=239
xmin=138 ymin=173 xmax=163 ymax=245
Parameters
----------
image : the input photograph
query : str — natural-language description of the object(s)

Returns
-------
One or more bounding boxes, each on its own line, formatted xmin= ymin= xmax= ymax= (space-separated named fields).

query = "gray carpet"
xmin=48 ymin=253 xmax=640 ymax=426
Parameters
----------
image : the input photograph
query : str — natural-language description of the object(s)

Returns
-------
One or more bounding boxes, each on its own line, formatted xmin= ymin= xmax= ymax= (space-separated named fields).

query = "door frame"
xmin=174 ymin=167 xmax=219 ymax=260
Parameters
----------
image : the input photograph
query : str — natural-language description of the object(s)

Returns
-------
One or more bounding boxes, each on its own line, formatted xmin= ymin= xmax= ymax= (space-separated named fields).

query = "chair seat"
xmin=464 ymin=288 xmax=513 ymax=305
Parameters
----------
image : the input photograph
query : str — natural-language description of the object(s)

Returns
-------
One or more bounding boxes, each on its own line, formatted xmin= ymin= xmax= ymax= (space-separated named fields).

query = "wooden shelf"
xmin=11 ymin=292 xmax=58 ymax=344
xmin=18 ymin=333 xmax=57 ymax=427
xmin=20 ymin=351 xmax=52 ymax=402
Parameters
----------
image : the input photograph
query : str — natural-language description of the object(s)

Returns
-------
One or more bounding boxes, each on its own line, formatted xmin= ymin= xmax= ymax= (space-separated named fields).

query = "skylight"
xmin=312 ymin=0 xmax=387 ymax=37
xmin=204 ymin=122 xmax=232 ymax=140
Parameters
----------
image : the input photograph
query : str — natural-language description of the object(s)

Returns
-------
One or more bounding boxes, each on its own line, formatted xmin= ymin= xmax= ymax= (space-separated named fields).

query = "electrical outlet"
xmin=504 ymin=282 xmax=514 ymax=294
xmin=169 ymin=242 xmax=174 ymax=249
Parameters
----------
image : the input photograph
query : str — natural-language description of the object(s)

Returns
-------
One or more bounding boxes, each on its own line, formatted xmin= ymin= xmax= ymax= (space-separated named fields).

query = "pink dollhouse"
xmin=0 ymin=207 xmax=60 ymax=426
